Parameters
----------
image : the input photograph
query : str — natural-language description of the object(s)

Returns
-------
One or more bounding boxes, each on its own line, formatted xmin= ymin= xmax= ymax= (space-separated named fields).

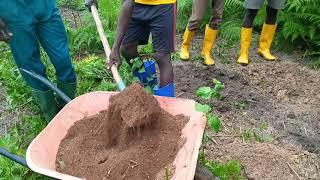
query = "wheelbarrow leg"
xmin=194 ymin=163 xmax=217 ymax=180
xmin=0 ymin=147 xmax=27 ymax=167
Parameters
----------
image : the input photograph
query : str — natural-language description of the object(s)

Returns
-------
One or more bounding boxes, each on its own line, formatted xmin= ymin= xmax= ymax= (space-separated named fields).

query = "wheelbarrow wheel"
xmin=194 ymin=163 xmax=217 ymax=180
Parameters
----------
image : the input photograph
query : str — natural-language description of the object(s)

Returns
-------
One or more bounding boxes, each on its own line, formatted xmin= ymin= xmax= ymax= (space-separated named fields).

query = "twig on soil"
xmin=282 ymin=121 xmax=286 ymax=130
xmin=211 ymin=134 xmax=242 ymax=138
xmin=121 ymin=164 xmax=131 ymax=180
xmin=143 ymin=172 xmax=151 ymax=180
xmin=220 ymin=121 xmax=230 ymax=133
xmin=129 ymin=160 xmax=139 ymax=168
xmin=177 ymin=92 xmax=185 ymax=97
xmin=211 ymin=137 xmax=218 ymax=144
xmin=108 ymin=167 xmax=113 ymax=175
xmin=286 ymin=162 xmax=302 ymax=180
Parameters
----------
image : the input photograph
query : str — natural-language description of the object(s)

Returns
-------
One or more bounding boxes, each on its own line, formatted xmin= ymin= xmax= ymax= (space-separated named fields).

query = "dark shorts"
xmin=122 ymin=3 xmax=176 ymax=53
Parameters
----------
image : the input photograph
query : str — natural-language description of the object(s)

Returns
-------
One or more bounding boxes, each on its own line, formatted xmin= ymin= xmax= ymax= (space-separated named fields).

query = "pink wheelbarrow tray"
xmin=26 ymin=91 xmax=207 ymax=180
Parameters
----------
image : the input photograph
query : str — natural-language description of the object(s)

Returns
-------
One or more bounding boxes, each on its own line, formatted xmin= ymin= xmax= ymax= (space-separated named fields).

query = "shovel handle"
xmin=90 ymin=5 xmax=126 ymax=91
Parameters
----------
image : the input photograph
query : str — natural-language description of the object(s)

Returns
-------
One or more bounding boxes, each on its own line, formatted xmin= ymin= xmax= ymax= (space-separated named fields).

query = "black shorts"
xmin=122 ymin=3 xmax=176 ymax=53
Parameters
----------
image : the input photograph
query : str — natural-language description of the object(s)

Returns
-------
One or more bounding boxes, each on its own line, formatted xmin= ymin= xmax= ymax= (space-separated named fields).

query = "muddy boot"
xmin=258 ymin=23 xmax=277 ymax=61
xmin=237 ymin=27 xmax=253 ymax=65
xmin=153 ymin=82 xmax=174 ymax=97
xmin=57 ymin=80 xmax=77 ymax=109
xmin=31 ymin=89 xmax=58 ymax=122
xmin=180 ymin=28 xmax=195 ymax=60
xmin=194 ymin=163 xmax=216 ymax=180
xmin=201 ymin=25 xmax=217 ymax=66
xmin=133 ymin=60 xmax=157 ymax=88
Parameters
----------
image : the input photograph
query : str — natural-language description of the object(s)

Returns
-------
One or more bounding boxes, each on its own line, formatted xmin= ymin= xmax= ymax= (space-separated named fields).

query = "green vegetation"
xmin=242 ymin=121 xmax=273 ymax=143
xmin=196 ymin=79 xmax=225 ymax=133
xmin=178 ymin=0 xmax=320 ymax=66
xmin=0 ymin=0 xmax=319 ymax=178
xmin=198 ymin=150 xmax=245 ymax=180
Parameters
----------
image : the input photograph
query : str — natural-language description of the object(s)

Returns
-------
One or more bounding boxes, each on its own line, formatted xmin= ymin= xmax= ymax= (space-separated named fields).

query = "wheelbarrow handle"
xmin=90 ymin=5 xmax=126 ymax=91
xmin=20 ymin=68 xmax=71 ymax=103
xmin=0 ymin=147 xmax=28 ymax=167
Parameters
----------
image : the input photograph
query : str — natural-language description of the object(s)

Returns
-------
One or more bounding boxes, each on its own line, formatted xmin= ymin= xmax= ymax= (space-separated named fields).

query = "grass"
xmin=198 ymin=149 xmax=245 ymax=180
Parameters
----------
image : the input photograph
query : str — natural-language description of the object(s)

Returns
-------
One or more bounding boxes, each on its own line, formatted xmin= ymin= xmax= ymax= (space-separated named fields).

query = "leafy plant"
xmin=195 ymin=79 xmax=225 ymax=133
xmin=196 ymin=79 xmax=225 ymax=101
xmin=241 ymin=121 xmax=273 ymax=143
xmin=195 ymin=103 xmax=212 ymax=114
xmin=234 ymin=100 xmax=247 ymax=112
xmin=198 ymin=150 xmax=245 ymax=180
xmin=207 ymin=114 xmax=221 ymax=133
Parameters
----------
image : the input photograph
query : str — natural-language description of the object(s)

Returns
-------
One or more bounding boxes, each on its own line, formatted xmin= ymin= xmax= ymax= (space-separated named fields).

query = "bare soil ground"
xmin=174 ymin=34 xmax=320 ymax=179
xmin=0 ymin=85 xmax=27 ymax=137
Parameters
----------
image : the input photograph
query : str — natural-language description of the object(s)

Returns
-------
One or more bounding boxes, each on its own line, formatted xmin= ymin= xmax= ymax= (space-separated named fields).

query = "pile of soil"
xmin=56 ymin=83 xmax=187 ymax=179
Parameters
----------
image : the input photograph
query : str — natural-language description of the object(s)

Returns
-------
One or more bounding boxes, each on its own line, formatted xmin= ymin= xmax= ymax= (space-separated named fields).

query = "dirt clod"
xmin=56 ymin=83 xmax=187 ymax=180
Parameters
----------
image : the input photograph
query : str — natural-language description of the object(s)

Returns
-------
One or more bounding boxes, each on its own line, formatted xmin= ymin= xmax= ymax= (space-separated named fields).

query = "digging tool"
xmin=90 ymin=5 xmax=126 ymax=92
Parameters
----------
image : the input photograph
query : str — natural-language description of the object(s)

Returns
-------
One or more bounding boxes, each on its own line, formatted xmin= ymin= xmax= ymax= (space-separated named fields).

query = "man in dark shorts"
xmin=86 ymin=0 xmax=176 ymax=97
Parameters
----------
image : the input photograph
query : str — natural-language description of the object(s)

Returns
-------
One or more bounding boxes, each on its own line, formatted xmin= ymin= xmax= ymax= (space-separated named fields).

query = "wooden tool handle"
xmin=91 ymin=5 xmax=126 ymax=91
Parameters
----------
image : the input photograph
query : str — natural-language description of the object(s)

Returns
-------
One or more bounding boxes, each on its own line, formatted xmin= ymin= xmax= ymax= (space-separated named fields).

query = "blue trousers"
xmin=1 ymin=1 xmax=76 ymax=91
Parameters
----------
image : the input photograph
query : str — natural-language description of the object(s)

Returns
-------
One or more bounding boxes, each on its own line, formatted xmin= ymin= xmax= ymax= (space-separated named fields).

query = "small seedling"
xmin=195 ymin=79 xmax=225 ymax=133
xmin=234 ymin=100 xmax=247 ymax=111
xmin=195 ymin=103 xmax=212 ymax=114
xmin=241 ymin=121 xmax=273 ymax=143
xmin=207 ymin=114 xmax=221 ymax=133
xmin=196 ymin=79 xmax=225 ymax=101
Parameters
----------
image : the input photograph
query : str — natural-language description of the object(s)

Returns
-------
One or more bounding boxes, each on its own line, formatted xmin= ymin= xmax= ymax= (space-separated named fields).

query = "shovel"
xmin=90 ymin=5 xmax=126 ymax=92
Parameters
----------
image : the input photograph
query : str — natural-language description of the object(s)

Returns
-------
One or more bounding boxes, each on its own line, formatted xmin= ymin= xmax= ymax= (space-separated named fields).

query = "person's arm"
xmin=0 ymin=18 xmax=12 ymax=43
xmin=108 ymin=0 xmax=134 ymax=68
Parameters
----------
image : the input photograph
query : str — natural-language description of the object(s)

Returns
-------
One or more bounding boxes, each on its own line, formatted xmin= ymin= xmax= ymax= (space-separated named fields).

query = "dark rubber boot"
xmin=31 ymin=89 xmax=58 ymax=122
xmin=57 ymin=81 xmax=77 ymax=109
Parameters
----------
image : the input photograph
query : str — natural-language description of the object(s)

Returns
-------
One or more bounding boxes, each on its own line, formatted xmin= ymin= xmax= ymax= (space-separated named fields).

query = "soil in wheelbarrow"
xmin=55 ymin=83 xmax=188 ymax=180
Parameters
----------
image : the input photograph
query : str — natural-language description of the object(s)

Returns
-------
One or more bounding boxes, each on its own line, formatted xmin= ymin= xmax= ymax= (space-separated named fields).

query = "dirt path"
xmin=173 ymin=35 xmax=320 ymax=179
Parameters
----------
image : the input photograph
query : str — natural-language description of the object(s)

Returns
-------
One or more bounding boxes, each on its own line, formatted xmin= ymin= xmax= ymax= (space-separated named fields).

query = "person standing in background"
xmin=237 ymin=0 xmax=286 ymax=65
xmin=180 ymin=0 xmax=225 ymax=66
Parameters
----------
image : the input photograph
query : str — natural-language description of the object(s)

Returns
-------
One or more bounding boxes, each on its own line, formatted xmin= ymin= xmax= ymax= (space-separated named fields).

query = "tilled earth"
xmin=174 ymin=35 xmax=320 ymax=179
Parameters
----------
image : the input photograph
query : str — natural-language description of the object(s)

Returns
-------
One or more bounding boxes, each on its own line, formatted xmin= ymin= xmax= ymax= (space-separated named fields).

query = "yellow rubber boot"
xmin=237 ymin=27 xmax=253 ymax=65
xmin=258 ymin=23 xmax=277 ymax=61
xmin=201 ymin=25 xmax=217 ymax=66
xmin=180 ymin=28 xmax=195 ymax=60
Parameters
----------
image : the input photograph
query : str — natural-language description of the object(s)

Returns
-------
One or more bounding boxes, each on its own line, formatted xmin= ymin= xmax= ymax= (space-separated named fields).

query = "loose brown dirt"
xmin=173 ymin=34 xmax=320 ymax=179
xmin=56 ymin=83 xmax=187 ymax=180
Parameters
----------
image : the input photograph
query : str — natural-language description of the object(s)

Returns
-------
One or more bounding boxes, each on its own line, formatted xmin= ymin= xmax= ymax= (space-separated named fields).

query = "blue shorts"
xmin=122 ymin=3 xmax=176 ymax=53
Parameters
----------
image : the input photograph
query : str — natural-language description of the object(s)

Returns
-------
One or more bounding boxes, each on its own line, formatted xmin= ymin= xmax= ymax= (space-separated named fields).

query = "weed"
xmin=198 ymin=149 xmax=245 ymax=180
xmin=207 ymin=114 xmax=221 ymax=133
xmin=196 ymin=79 xmax=225 ymax=101
xmin=241 ymin=121 xmax=273 ymax=143
xmin=195 ymin=79 xmax=225 ymax=133
xmin=234 ymin=100 xmax=247 ymax=112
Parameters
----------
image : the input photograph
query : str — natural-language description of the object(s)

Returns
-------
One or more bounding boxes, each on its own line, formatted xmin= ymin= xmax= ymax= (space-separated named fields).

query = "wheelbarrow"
xmin=0 ymin=5 xmax=208 ymax=180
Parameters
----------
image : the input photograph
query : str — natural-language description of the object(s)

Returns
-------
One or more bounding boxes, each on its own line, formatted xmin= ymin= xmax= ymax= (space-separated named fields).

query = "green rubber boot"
xmin=57 ymin=81 xmax=77 ymax=109
xmin=31 ymin=89 xmax=58 ymax=122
